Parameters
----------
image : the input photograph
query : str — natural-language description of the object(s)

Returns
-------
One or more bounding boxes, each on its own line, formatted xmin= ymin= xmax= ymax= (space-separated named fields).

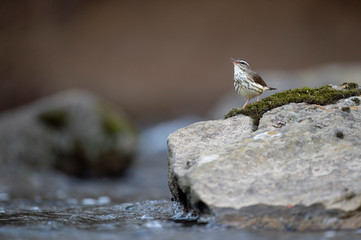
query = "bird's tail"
xmin=267 ymin=87 xmax=277 ymax=90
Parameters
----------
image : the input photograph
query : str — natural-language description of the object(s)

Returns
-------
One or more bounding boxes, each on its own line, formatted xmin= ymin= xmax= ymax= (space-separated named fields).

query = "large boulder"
xmin=167 ymin=96 xmax=361 ymax=230
xmin=0 ymin=89 xmax=137 ymax=177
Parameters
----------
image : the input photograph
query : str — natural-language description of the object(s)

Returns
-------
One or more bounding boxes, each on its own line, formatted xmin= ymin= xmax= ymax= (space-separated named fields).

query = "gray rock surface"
xmin=167 ymin=97 xmax=361 ymax=230
xmin=0 ymin=89 xmax=137 ymax=177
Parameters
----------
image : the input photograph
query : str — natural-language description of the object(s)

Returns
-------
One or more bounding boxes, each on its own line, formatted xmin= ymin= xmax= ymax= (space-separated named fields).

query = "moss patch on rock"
xmin=225 ymin=82 xmax=361 ymax=126
xmin=97 ymin=101 xmax=137 ymax=136
xmin=54 ymin=140 xmax=133 ymax=178
xmin=38 ymin=109 xmax=68 ymax=130
xmin=351 ymin=97 xmax=360 ymax=105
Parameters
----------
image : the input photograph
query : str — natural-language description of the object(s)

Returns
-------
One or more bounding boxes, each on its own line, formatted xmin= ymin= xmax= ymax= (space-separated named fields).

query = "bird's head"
xmin=231 ymin=58 xmax=250 ymax=69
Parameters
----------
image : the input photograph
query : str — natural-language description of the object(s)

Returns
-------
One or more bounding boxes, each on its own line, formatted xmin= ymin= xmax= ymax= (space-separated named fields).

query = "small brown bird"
xmin=231 ymin=58 xmax=276 ymax=109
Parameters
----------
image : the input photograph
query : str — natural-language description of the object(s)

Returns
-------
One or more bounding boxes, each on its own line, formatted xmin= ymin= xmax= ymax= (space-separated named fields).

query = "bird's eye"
xmin=238 ymin=60 xmax=249 ymax=66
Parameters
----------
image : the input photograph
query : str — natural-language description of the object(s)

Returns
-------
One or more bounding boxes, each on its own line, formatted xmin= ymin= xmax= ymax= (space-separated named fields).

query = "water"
xmin=1 ymin=200 xmax=361 ymax=240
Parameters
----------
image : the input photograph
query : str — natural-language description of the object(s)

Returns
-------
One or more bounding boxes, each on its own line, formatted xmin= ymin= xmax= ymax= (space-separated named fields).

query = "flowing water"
xmin=1 ymin=199 xmax=361 ymax=240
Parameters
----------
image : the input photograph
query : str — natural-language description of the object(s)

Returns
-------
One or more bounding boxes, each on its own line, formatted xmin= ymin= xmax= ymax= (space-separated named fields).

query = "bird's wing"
xmin=249 ymin=71 xmax=267 ymax=87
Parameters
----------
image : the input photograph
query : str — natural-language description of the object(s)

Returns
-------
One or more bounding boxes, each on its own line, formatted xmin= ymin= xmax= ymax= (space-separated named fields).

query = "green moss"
xmin=225 ymin=83 xmax=361 ymax=126
xmin=97 ymin=101 xmax=137 ymax=136
xmin=351 ymin=98 xmax=360 ymax=105
xmin=38 ymin=109 xmax=68 ymax=130
xmin=342 ymin=82 xmax=359 ymax=90
xmin=335 ymin=131 xmax=344 ymax=139
xmin=341 ymin=107 xmax=350 ymax=113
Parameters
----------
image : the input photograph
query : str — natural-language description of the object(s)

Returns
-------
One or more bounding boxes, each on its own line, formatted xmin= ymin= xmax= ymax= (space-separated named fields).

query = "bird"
xmin=231 ymin=58 xmax=276 ymax=109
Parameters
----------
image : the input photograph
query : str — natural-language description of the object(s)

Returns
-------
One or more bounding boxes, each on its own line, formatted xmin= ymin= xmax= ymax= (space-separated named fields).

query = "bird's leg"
xmin=256 ymin=95 xmax=261 ymax=101
xmin=242 ymin=98 xmax=251 ymax=109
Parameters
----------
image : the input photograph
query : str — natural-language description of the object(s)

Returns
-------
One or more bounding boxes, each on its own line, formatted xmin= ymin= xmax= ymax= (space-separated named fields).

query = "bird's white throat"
xmin=233 ymin=65 xmax=247 ymax=81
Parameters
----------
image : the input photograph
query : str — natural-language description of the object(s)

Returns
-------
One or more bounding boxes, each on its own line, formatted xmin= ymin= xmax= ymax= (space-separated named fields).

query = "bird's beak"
xmin=230 ymin=58 xmax=237 ymax=65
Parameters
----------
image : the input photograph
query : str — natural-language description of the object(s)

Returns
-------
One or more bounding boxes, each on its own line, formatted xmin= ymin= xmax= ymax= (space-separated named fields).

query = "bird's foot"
xmin=242 ymin=98 xmax=251 ymax=109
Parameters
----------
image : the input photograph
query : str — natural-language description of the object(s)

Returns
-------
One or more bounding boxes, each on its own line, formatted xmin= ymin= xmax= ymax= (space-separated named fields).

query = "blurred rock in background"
xmin=1 ymin=0 xmax=361 ymax=122
xmin=0 ymin=89 xmax=137 ymax=177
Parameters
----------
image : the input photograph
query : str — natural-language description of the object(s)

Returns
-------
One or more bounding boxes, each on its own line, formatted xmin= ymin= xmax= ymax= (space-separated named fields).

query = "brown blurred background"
xmin=1 ymin=0 xmax=361 ymax=123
